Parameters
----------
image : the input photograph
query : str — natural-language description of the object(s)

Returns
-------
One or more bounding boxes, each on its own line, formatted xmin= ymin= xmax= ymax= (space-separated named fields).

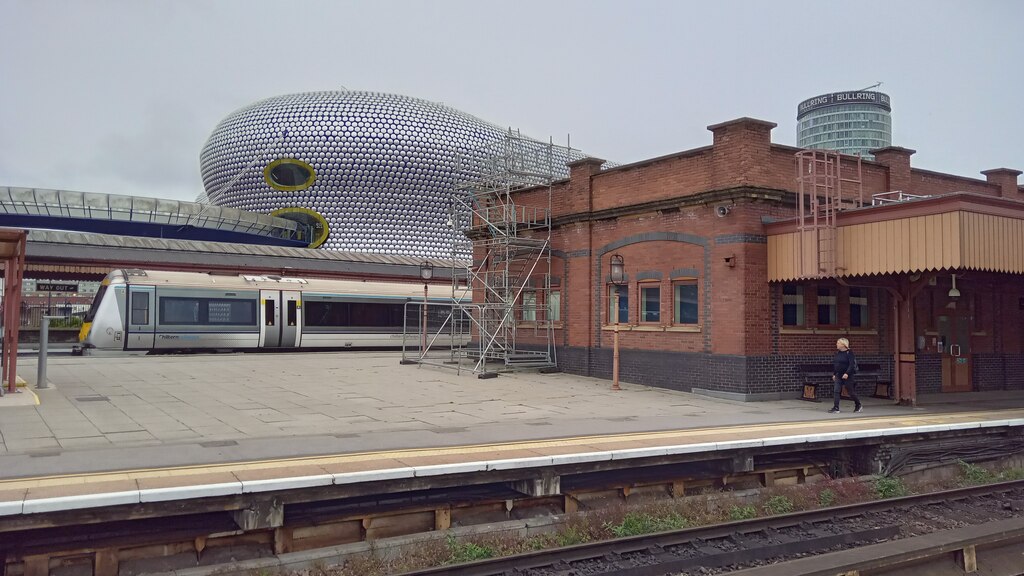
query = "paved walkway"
xmin=1 ymin=351 xmax=1021 ymax=479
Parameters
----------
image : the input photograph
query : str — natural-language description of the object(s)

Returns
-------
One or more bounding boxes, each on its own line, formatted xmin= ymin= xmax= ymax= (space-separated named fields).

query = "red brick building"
xmin=503 ymin=117 xmax=1024 ymax=403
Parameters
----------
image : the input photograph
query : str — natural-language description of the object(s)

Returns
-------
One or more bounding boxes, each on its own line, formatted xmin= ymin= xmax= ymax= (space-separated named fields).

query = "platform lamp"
xmin=610 ymin=254 xmax=626 ymax=391
xmin=420 ymin=261 xmax=434 ymax=355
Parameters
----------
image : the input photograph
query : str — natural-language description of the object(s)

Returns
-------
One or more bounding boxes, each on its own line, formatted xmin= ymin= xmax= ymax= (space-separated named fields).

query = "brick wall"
xmin=493 ymin=116 xmax=1024 ymax=400
xmin=916 ymin=354 xmax=942 ymax=394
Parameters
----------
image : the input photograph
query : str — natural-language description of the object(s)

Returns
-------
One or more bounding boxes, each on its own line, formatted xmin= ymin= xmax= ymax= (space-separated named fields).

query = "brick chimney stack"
xmin=707 ymin=117 xmax=777 ymax=188
xmin=981 ymin=168 xmax=1023 ymax=198
xmin=870 ymin=146 xmax=917 ymax=194
xmin=565 ymin=157 xmax=605 ymax=213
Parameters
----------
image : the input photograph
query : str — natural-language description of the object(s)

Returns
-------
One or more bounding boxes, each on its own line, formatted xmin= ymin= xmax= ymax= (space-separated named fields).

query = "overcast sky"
xmin=1 ymin=0 xmax=1021 ymax=202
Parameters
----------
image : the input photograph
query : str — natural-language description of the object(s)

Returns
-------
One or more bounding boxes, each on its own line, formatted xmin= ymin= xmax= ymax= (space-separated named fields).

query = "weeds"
xmin=958 ymin=460 xmax=995 ymax=485
xmin=818 ymin=488 xmax=837 ymax=507
xmin=446 ymin=534 xmax=495 ymax=563
xmin=762 ymin=495 xmax=794 ymax=515
xmin=606 ymin=511 xmax=689 ymax=537
xmin=873 ymin=476 xmax=908 ymax=499
xmin=296 ymin=466 xmax=1024 ymax=576
xmin=998 ymin=467 xmax=1024 ymax=481
xmin=728 ymin=505 xmax=757 ymax=521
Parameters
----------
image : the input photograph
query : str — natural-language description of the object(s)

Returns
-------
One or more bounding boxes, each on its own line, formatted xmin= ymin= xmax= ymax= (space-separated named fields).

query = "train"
xmin=80 ymin=269 xmax=469 ymax=352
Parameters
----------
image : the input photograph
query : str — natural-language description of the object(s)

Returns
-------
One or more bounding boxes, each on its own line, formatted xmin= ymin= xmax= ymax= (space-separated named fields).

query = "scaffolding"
xmin=440 ymin=130 xmax=569 ymax=376
xmin=795 ymin=149 xmax=863 ymax=278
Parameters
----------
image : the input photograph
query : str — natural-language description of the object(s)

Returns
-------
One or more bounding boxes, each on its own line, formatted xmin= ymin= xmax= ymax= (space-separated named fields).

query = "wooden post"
xmin=564 ymin=493 xmax=579 ymax=514
xmin=670 ymin=480 xmax=686 ymax=498
xmin=435 ymin=507 xmax=452 ymax=531
xmin=24 ymin=555 xmax=49 ymax=576
xmin=957 ymin=544 xmax=978 ymax=573
xmin=94 ymin=549 xmax=119 ymax=576
xmin=273 ymin=527 xmax=293 ymax=555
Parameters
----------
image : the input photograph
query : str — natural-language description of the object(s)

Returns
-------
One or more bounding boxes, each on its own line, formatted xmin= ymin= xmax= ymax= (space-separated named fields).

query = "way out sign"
xmin=37 ymin=282 xmax=78 ymax=293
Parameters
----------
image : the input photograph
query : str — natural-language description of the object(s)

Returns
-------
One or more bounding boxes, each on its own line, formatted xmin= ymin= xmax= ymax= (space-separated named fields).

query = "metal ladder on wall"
xmin=795 ymin=150 xmax=863 ymax=278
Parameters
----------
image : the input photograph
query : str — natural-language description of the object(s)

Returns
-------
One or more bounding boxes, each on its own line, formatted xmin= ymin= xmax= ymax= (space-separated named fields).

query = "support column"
xmin=896 ymin=293 xmax=917 ymax=405
xmin=891 ymin=274 xmax=931 ymax=406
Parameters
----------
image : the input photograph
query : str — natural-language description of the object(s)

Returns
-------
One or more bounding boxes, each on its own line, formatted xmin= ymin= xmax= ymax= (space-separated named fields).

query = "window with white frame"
xmin=817 ymin=286 xmax=837 ymax=325
xmin=640 ymin=283 xmax=661 ymax=323
xmin=673 ymin=280 xmax=699 ymax=324
xmin=522 ymin=292 xmax=536 ymax=322
xmin=849 ymin=287 xmax=869 ymax=328
xmin=782 ymin=284 xmax=804 ymax=326
xmin=547 ymin=290 xmax=561 ymax=322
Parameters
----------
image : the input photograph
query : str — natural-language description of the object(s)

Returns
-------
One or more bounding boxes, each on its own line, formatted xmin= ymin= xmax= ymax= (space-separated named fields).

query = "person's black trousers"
xmin=833 ymin=377 xmax=861 ymax=408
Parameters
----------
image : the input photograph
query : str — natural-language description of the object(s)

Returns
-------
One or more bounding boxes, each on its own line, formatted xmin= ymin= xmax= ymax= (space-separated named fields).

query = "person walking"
xmin=829 ymin=337 xmax=862 ymax=414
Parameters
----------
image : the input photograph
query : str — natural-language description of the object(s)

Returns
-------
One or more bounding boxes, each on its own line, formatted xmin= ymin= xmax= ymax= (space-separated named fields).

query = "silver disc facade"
xmin=200 ymin=91 xmax=586 ymax=257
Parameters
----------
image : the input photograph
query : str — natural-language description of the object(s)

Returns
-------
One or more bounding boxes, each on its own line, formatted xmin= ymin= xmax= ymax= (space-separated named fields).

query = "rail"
xmin=396 ymin=479 xmax=1024 ymax=576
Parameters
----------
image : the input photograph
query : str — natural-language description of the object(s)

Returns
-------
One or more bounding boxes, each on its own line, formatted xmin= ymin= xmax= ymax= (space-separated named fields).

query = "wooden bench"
xmin=797 ymin=363 xmax=891 ymax=402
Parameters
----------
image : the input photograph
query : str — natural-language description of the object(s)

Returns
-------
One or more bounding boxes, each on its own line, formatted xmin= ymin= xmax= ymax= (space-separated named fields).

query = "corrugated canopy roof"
xmin=767 ymin=193 xmax=1024 ymax=281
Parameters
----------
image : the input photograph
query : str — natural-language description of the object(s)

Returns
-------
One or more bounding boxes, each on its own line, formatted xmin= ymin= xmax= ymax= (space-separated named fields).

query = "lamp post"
xmin=420 ymin=261 xmax=434 ymax=355
xmin=610 ymin=254 xmax=626 ymax=391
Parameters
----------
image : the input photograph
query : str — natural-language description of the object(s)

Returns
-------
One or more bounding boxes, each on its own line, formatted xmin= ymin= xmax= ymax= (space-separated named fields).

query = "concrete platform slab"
xmin=0 ymin=351 xmax=1022 ymax=484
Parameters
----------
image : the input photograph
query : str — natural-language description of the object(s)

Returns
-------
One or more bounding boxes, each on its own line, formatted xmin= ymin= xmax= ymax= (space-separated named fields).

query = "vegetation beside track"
xmin=288 ymin=462 xmax=1024 ymax=576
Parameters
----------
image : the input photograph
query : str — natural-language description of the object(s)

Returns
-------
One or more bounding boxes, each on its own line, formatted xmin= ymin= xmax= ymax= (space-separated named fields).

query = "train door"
xmin=126 ymin=286 xmax=155 ymax=350
xmin=280 ymin=291 xmax=301 ymax=348
xmin=259 ymin=290 xmax=281 ymax=348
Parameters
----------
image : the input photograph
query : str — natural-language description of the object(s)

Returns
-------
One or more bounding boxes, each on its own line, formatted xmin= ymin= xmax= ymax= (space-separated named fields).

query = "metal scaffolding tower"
xmin=446 ymin=131 xmax=570 ymax=376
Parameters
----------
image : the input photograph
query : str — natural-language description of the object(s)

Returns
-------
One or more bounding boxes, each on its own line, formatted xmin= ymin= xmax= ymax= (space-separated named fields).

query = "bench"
xmin=797 ymin=363 xmax=891 ymax=402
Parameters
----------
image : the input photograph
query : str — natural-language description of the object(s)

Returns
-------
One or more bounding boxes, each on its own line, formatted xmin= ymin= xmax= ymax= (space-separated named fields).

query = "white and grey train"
xmin=80 ymin=269 xmax=468 ymax=352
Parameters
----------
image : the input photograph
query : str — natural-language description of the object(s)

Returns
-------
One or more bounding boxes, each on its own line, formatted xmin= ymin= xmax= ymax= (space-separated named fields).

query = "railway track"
xmin=395 ymin=479 xmax=1024 ymax=576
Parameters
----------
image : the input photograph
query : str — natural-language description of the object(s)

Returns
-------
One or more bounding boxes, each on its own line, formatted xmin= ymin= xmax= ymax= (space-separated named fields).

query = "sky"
xmin=1 ymin=0 xmax=1022 ymax=202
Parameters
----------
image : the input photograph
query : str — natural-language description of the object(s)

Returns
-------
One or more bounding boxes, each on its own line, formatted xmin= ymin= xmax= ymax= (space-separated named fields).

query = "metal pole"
xmin=422 ymin=284 xmax=428 ymax=356
xmin=37 ymin=315 xmax=59 ymax=389
xmin=612 ymin=290 xmax=621 ymax=391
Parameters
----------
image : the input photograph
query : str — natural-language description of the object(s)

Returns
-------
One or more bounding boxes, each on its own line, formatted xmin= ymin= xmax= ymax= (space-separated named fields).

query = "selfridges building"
xmin=199 ymin=91 xmax=594 ymax=257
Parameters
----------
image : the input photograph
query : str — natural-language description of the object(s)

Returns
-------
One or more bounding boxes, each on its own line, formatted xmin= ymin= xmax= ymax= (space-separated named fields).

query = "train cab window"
xmin=84 ymin=285 xmax=108 ymax=323
xmin=265 ymin=300 xmax=275 ymax=326
xmin=130 ymin=293 xmax=150 ymax=325
xmin=287 ymin=301 xmax=297 ymax=326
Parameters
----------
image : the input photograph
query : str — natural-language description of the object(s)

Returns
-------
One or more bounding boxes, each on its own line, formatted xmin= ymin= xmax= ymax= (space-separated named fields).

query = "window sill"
xmin=602 ymin=324 xmax=702 ymax=333
xmin=779 ymin=328 xmax=879 ymax=336
xmin=518 ymin=322 xmax=564 ymax=329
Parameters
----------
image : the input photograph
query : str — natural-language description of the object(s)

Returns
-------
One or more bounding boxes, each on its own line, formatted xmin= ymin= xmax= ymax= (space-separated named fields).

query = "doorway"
xmin=937 ymin=312 xmax=972 ymax=392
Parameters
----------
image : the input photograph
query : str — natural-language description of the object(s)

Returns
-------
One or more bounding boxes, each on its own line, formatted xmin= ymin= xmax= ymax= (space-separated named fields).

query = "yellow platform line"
xmin=3 ymin=408 xmax=1023 ymax=490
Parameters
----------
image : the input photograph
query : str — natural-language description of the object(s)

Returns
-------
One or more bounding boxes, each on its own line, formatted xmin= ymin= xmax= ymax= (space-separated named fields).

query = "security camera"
xmin=715 ymin=205 xmax=731 ymax=218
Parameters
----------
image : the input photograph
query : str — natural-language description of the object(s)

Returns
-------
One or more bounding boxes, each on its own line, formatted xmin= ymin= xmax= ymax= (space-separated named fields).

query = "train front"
xmin=79 ymin=271 xmax=125 ymax=350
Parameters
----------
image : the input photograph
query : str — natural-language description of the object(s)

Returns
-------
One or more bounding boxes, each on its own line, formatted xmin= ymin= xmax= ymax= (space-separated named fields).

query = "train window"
xmin=265 ymin=300 xmax=275 ymax=326
xmin=304 ymin=300 xmax=406 ymax=328
xmin=206 ymin=299 xmax=256 ymax=325
xmin=287 ymin=301 xmax=297 ymax=326
xmin=159 ymin=297 xmax=256 ymax=325
xmin=160 ymin=298 xmax=201 ymax=325
xmin=131 ymin=292 xmax=150 ymax=325
xmin=305 ymin=301 xmax=348 ymax=327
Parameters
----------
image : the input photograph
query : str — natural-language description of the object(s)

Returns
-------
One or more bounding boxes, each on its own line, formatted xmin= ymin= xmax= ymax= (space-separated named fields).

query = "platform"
xmin=1 ymin=352 xmax=1023 ymax=517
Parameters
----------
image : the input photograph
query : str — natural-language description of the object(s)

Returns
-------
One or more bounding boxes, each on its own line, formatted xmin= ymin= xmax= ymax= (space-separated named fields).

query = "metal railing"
xmin=871 ymin=191 xmax=930 ymax=206
xmin=6 ymin=305 xmax=85 ymax=329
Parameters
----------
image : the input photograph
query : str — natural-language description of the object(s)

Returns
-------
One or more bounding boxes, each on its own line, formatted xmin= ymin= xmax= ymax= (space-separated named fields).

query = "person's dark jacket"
xmin=833 ymin=349 xmax=857 ymax=380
